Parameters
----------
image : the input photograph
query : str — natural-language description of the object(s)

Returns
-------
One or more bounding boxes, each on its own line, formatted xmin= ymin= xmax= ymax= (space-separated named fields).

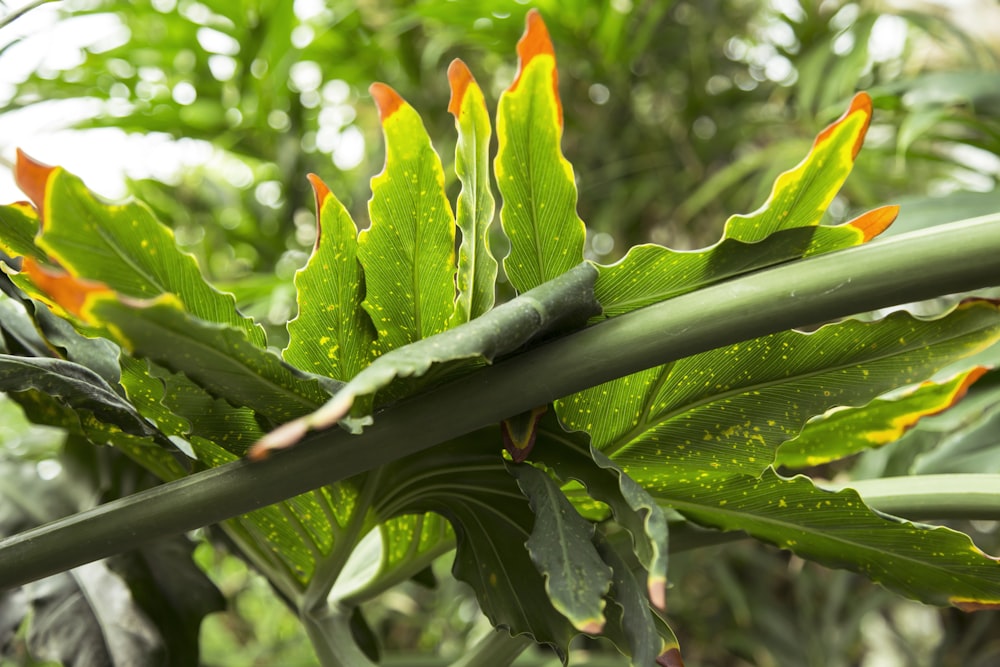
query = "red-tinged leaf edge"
xmin=447 ymin=59 xmax=475 ymax=117
xmin=14 ymin=149 xmax=56 ymax=219
xmin=509 ymin=9 xmax=562 ymax=127
xmin=658 ymin=647 xmax=685 ymax=667
xmin=369 ymin=82 xmax=405 ymax=123
xmin=20 ymin=257 xmax=113 ymax=318
xmin=847 ymin=204 xmax=898 ymax=242
xmin=816 ymin=92 xmax=873 ymax=159
xmin=502 ymin=405 xmax=548 ymax=463
xmin=952 ymin=599 xmax=1000 ymax=612
xmin=305 ymin=173 xmax=332 ymax=250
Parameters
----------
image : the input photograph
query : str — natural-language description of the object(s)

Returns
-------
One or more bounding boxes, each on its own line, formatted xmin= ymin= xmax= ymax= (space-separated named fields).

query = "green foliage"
xmin=1 ymin=5 xmax=1000 ymax=667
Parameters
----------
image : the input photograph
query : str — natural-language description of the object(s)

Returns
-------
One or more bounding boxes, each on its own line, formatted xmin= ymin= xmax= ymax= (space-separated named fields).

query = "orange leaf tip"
xmin=21 ymin=257 xmax=112 ymax=318
xmin=447 ymin=59 xmax=475 ymax=117
xmin=510 ymin=9 xmax=562 ymax=126
xmin=847 ymin=204 xmax=898 ymax=242
xmin=815 ymin=92 xmax=873 ymax=160
xmin=305 ymin=174 xmax=330 ymax=249
xmin=14 ymin=149 xmax=57 ymax=219
xmin=369 ymin=82 xmax=405 ymax=123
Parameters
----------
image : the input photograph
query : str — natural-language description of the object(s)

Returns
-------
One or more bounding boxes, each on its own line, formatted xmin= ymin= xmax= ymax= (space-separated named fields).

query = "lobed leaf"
xmin=0 ymin=202 xmax=45 ymax=263
xmin=360 ymin=83 xmax=456 ymax=353
xmin=0 ymin=355 xmax=168 ymax=447
xmin=285 ymin=175 xmax=376 ymax=382
xmin=509 ymin=461 xmax=612 ymax=634
xmin=251 ymin=262 xmax=599 ymax=456
xmin=14 ymin=151 xmax=266 ymax=347
xmin=653 ymin=468 xmax=1000 ymax=610
xmin=448 ymin=59 xmax=498 ymax=325
xmin=531 ymin=413 xmax=670 ymax=610
xmin=594 ymin=93 xmax=893 ymax=320
xmin=495 ymin=9 xmax=586 ymax=293
xmin=776 ymin=366 xmax=989 ymax=468
xmin=558 ymin=300 xmax=1000 ymax=486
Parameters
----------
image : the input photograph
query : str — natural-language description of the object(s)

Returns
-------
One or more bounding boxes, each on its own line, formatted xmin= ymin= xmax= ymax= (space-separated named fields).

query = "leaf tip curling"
xmin=14 ymin=149 xmax=57 ymax=218
xmin=848 ymin=204 xmax=899 ymax=242
xmin=447 ymin=59 xmax=475 ymax=117
xmin=369 ymin=82 xmax=405 ymax=123
xmin=306 ymin=173 xmax=331 ymax=248
xmin=657 ymin=647 xmax=685 ymax=667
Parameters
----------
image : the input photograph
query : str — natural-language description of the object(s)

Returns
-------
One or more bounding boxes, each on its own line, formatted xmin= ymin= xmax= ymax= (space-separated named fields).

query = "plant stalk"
xmin=0 ymin=216 xmax=999 ymax=588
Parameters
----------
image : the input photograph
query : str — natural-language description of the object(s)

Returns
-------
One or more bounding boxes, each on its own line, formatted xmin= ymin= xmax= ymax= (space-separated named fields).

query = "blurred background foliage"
xmin=2 ymin=0 xmax=1000 ymax=665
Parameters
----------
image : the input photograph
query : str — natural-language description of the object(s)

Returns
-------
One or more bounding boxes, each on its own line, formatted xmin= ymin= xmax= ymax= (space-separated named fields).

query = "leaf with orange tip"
xmin=284 ymin=174 xmax=375 ymax=383
xmin=594 ymin=93 xmax=885 ymax=319
xmin=14 ymin=152 xmax=265 ymax=347
xmin=776 ymin=367 xmax=989 ymax=469
xmin=359 ymin=83 xmax=456 ymax=354
xmin=18 ymin=257 xmax=114 ymax=320
xmin=653 ymin=469 xmax=1000 ymax=611
xmin=448 ymin=59 xmax=498 ymax=325
xmin=495 ymin=9 xmax=585 ymax=293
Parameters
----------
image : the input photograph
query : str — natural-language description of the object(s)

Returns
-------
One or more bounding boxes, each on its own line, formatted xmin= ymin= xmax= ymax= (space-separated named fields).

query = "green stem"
xmin=449 ymin=630 xmax=533 ymax=667
xmin=829 ymin=474 xmax=1000 ymax=520
xmin=301 ymin=603 xmax=377 ymax=667
xmin=0 ymin=216 xmax=999 ymax=588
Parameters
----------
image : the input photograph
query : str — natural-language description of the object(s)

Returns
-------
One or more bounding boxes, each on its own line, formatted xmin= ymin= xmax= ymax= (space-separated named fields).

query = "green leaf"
xmin=594 ymin=94 xmax=894 ymax=319
xmin=776 ymin=367 xmax=988 ymax=468
xmin=373 ymin=433 xmax=579 ymax=656
xmin=653 ymin=468 xmax=1000 ymax=610
xmin=84 ymin=293 xmax=332 ymax=425
xmin=13 ymin=150 xmax=265 ymax=348
xmin=360 ymin=83 xmax=456 ymax=353
xmin=448 ymin=59 xmax=498 ymax=324
xmin=0 ymin=202 xmax=45 ymax=263
xmin=0 ymin=355 xmax=168 ymax=446
xmin=284 ymin=175 xmax=376 ymax=382
xmin=593 ymin=531 xmax=676 ymax=667
xmin=558 ymin=300 xmax=1000 ymax=485
xmin=252 ymin=262 xmax=599 ymax=455
xmin=508 ymin=461 xmax=612 ymax=634
xmin=531 ymin=413 xmax=669 ymax=610
xmin=495 ymin=10 xmax=586 ymax=293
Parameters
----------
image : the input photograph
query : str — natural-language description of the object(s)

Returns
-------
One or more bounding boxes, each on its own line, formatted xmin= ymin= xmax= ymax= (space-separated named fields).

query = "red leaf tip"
xmin=848 ymin=204 xmax=899 ymax=242
xmin=21 ymin=257 xmax=112 ymax=318
xmin=14 ymin=149 xmax=57 ymax=218
xmin=815 ymin=92 xmax=873 ymax=160
xmin=447 ymin=59 xmax=475 ymax=117
xmin=510 ymin=9 xmax=561 ymax=126
xmin=369 ymin=82 xmax=405 ymax=123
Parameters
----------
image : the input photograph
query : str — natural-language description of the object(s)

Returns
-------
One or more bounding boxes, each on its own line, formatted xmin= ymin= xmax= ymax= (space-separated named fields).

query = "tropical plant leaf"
xmin=776 ymin=367 xmax=989 ymax=468
xmin=508 ymin=461 xmax=612 ymax=634
xmin=0 ymin=202 xmax=45 ymax=263
xmin=495 ymin=9 xmax=586 ymax=293
xmin=652 ymin=468 xmax=1000 ymax=611
xmin=558 ymin=300 xmax=1000 ymax=485
xmin=531 ymin=413 xmax=669 ymax=610
xmin=594 ymin=94 xmax=894 ymax=319
xmin=448 ymin=58 xmax=498 ymax=325
xmin=284 ymin=175 xmax=376 ymax=382
xmin=251 ymin=262 xmax=599 ymax=456
xmin=359 ymin=83 xmax=456 ymax=354
xmin=13 ymin=150 xmax=266 ymax=348
xmin=0 ymin=355 xmax=167 ymax=446
xmin=17 ymin=264 xmax=332 ymax=426
xmin=593 ymin=531 xmax=677 ymax=667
